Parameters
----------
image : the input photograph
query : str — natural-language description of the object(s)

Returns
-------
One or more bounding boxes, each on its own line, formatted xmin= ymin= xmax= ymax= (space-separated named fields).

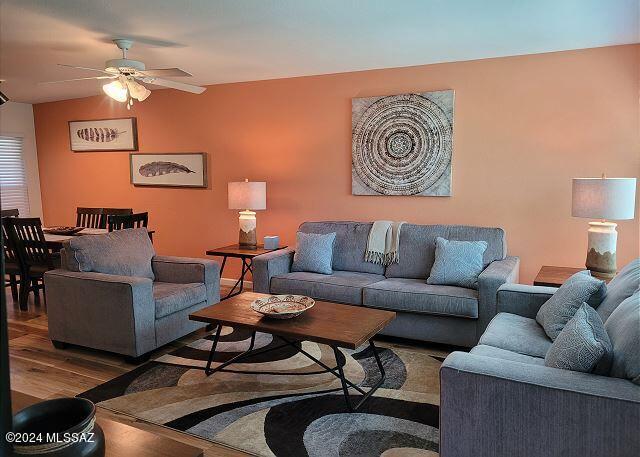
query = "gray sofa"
xmin=440 ymin=261 xmax=640 ymax=457
xmin=253 ymin=221 xmax=519 ymax=347
xmin=44 ymin=228 xmax=220 ymax=363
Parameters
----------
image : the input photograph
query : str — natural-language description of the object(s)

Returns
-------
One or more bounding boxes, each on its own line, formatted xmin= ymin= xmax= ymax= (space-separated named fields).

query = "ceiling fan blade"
xmin=138 ymin=68 xmax=192 ymax=77
xmin=57 ymin=64 xmax=113 ymax=75
xmin=139 ymin=77 xmax=206 ymax=94
xmin=40 ymin=76 xmax=116 ymax=84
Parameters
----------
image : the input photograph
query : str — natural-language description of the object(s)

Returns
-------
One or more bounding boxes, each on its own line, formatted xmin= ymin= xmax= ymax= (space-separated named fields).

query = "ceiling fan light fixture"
xmin=102 ymin=79 xmax=127 ymax=102
xmin=126 ymin=79 xmax=151 ymax=102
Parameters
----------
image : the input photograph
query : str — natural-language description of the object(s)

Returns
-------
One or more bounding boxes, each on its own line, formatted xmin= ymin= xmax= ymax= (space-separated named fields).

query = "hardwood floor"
xmin=6 ymin=284 xmax=250 ymax=457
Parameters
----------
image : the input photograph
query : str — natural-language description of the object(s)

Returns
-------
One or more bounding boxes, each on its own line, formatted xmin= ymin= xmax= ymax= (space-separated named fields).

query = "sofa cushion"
xmin=479 ymin=312 xmax=552 ymax=358
xmin=64 ymin=228 xmax=155 ymax=280
xmin=597 ymin=258 xmax=640 ymax=322
xmin=536 ymin=271 xmax=606 ymax=341
xmin=470 ymin=344 xmax=545 ymax=366
xmin=291 ymin=231 xmax=336 ymax=275
xmin=605 ymin=292 xmax=640 ymax=385
xmin=270 ymin=271 xmax=385 ymax=305
xmin=298 ymin=222 xmax=385 ymax=275
xmin=362 ymin=278 xmax=478 ymax=318
xmin=427 ymin=237 xmax=487 ymax=289
xmin=153 ymin=282 xmax=207 ymax=319
xmin=385 ymin=224 xmax=506 ymax=279
xmin=545 ymin=303 xmax=613 ymax=374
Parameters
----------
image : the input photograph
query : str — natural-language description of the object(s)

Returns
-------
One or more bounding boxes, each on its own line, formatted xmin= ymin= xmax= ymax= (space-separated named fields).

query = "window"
xmin=0 ymin=135 xmax=30 ymax=216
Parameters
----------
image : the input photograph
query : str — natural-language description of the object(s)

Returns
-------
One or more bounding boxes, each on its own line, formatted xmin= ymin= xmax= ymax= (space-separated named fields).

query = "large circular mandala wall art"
xmin=352 ymin=90 xmax=454 ymax=196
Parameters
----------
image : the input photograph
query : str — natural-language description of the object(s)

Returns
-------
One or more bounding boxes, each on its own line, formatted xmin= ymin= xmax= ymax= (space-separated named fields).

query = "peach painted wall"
xmin=33 ymin=45 xmax=640 ymax=284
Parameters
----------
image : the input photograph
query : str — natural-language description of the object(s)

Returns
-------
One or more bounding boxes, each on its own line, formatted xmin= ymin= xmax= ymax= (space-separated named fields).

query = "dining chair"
xmin=76 ymin=207 xmax=103 ymax=229
xmin=5 ymin=217 xmax=59 ymax=310
xmin=107 ymin=212 xmax=149 ymax=231
xmin=1 ymin=209 xmax=21 ymax=302
xmin=100 ymin=208 xmax=133 ymax=229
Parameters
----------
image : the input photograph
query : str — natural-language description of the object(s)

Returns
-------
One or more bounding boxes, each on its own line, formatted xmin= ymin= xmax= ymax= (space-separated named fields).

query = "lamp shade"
xmin=572 ymin=177 xmax=637 ymax=220
xmin=228 ymin=181 xmax=266 ymax=210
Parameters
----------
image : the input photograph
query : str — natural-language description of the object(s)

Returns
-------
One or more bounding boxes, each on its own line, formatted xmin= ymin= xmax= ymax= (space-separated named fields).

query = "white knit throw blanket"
xmin=365 ymin=220 xmax=405 ymax=266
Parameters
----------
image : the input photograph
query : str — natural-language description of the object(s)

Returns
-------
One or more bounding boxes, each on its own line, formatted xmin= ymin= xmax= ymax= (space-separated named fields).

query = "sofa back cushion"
xmin=64 ymin=228 xmax=155 ymax=280
xmin=597 ymin=258 xmax=640 ymax=322
xmin=298 ymin=221 xmax=385 ymax=274
xmin=385 ymin=224 xmax=507 ymax=279
xmin=605 ymin=291 xmax=640 ymax=385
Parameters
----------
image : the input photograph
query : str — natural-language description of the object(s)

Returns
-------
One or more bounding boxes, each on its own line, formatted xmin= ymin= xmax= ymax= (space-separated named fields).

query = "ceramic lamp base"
xmin=238 ymin=210 xmax=257 ymax=247
xmin=585 ymin=221 xmax=617 ymax=279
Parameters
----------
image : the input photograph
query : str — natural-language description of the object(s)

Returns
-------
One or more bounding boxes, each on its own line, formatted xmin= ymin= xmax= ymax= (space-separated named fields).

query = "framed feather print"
xmin=130 ymin=153 xmax=208 ymax=188
xmin=69 ymin=117 xmax=138 ymax=152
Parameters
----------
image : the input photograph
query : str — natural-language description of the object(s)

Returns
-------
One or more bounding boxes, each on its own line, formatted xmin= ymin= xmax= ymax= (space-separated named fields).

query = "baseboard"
xmin=220 ymin=277 xmax=253 ymax=289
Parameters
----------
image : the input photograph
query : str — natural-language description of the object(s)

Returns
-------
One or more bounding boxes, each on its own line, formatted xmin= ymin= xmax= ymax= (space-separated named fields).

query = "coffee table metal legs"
xmin=203 ymin=328 xmax=385 ymax=411
xmin=204 ymin=327 xmax=256 ymax=375
xmin=332 ymin=340 xmax=385 ymax=412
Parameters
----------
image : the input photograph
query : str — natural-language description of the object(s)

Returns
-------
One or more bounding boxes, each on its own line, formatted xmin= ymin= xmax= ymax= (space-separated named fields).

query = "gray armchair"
xmin=44 ymin=229 xmax=220 ymax=363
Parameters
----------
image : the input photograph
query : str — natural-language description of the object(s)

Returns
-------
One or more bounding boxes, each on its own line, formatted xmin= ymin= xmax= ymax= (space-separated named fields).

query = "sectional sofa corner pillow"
xmin=426 ymin=237 xmax=488 ymax=289
xmin=605 ymin=291 xmax=640 ymax=385
xmin=291 ymin=231 xmax=337 ymax=275
xmin=536 ymin=270 xmax=607 ymax=341
xmin=544 ymin=302 xmax=613 ymax=374
xmin=596 ymin=258 xmax=640 ymax=322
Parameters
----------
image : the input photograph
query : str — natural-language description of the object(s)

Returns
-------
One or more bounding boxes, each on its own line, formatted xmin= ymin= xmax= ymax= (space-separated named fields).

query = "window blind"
xmin=0 ymin=135 xmax=30 ymax=216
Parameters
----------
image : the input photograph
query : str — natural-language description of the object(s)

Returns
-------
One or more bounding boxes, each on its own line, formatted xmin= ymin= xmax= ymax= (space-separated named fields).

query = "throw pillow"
xmin=536 ymin=270 xmax=605 ymax=341
xmin=64 ymin=228 xmax=155 ymax=280
xmin=426 ymin=237 xmax=488 ymax=289
xmin=545 ymin=303 xmax=613 ymax=374
xmin=291 ymin=231 xmax=336 ymax=275
xmin=605 ymin=291 xmax=640 ymax=385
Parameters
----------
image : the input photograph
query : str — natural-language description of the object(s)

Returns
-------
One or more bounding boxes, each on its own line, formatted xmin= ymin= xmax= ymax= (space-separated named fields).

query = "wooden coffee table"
xmin=190 ymin=292 xmax=396 ymax=412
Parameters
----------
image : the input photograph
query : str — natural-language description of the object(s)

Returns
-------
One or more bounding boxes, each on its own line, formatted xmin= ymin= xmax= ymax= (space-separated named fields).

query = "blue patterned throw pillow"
xmin=545 ymin=303 xmax=613 ymax=374
xmin=426 ymin=237 xmax=488 ymax=289
xmin=291 ymin=231 xmax=336 ymax=275
xmin=536 ymin=271 xmax=606 ymax=341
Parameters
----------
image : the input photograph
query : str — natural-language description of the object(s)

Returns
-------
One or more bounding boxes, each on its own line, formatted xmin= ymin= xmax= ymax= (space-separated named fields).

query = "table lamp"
xmin=228 ymin=179 xmax=266 ymax=247
xmin=572 ymin=175 xmax=637 ymax=278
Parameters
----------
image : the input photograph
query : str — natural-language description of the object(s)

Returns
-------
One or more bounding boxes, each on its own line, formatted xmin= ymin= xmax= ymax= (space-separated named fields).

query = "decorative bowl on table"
xmin=251 ymin=295 xmax=315 ymax=319
xmin=44 ymin=226 xmax=84 ymax=235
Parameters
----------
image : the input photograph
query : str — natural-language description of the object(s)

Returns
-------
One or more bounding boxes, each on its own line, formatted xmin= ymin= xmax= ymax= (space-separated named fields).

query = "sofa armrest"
xmin=477 ymin=256 xmax=519 ymax=340
xmin=44 ymin=270 xmax=155 ymax=357
xmin=497 ymin=283 xmax=557 ymax=318
xmin=152 ymin=255 xmax=220 ymax=304
xmin=252 ymin=248 xmax=295 ymax=293
xmin=440 ymin=352 xmax=640 ymax=457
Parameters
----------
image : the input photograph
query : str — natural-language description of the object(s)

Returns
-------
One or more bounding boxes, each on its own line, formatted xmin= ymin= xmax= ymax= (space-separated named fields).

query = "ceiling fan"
xmin=42 ymin=39 xmax=206 ymax=108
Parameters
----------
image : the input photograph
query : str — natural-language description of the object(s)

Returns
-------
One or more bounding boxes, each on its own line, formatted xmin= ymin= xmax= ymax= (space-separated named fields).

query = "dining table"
xmin=44 ymin=227 xmax=155 ymax=251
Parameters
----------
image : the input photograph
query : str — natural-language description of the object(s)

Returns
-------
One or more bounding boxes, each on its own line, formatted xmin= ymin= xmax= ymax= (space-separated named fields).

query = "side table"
xmin=206 ymin=244 xmax=287 ymax=300
xmin=533 ymin=265 xmax=612 ymax=287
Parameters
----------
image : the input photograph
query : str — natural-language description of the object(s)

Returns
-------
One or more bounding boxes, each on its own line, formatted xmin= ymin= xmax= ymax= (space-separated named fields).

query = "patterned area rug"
xmin=79 ymin=327 xmax=443 ymax=456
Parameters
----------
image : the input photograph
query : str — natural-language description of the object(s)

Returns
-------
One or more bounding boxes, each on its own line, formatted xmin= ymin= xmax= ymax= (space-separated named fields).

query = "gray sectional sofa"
xmin=440 ymin=260 xmax=640 ymax=457
xmin=44 ymin=228 xmax=220 ymax=363
xmin=253 ymin=221 xmax=519 ymax=347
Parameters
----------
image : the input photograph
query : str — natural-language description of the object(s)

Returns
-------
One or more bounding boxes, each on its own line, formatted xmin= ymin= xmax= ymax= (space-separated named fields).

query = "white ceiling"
xmin=0 ymin=0 xmax=638 ymax=104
